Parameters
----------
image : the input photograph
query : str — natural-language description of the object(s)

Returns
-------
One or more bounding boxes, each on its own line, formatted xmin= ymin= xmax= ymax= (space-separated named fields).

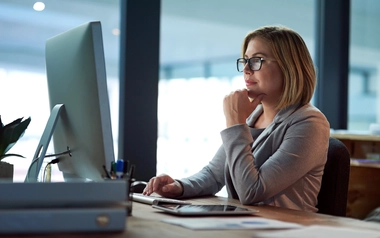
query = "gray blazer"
xmin=179 ymin=103 xmax=330 ymax=212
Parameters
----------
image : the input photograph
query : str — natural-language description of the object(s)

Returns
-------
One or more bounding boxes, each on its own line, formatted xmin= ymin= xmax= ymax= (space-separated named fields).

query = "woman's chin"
xmin=247 ymin=90 xmax=259 ymax=98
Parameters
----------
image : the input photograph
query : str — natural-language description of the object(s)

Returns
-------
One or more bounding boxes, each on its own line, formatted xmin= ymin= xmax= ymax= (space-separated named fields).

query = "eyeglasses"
xmin=236 ymin=57 xmax=276 ymax=72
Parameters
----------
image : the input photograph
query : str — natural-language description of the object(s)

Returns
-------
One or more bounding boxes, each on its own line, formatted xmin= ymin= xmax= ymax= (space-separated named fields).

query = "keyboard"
xmin=132 ymin=193 xmax=192 ymax=205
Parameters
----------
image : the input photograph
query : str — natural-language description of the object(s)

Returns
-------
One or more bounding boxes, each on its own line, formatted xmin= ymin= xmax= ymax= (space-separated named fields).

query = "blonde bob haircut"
xmin=242 ymin=26 xmax=316 ymax=110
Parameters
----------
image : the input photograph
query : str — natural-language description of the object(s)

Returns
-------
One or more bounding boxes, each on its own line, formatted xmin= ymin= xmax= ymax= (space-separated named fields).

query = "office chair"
xmin=316 ymin=137 xmax=350 ymax=217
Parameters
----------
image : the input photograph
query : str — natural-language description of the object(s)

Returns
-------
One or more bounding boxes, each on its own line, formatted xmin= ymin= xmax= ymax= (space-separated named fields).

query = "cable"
xmin=131 ymin=181 xmax=148 ymax=187
xmin=44 ymin=147 xmax=72 ymax=158
xmin=26 ymin=147 xmax=71 ymax=182
xmin=42 ymin=158 xmax=61 ymax=182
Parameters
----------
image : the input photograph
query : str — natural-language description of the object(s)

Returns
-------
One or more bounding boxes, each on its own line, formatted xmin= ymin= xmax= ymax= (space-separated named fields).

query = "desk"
xmin=331 ymin=132 xmax=380 ymax=158
xmin=4 ymin=196 xmax=380 ymax=237
xmin=331 ymin=132 xmax=380 ymax=219
xmin=348 ymin=162 xmax=380 ymax=219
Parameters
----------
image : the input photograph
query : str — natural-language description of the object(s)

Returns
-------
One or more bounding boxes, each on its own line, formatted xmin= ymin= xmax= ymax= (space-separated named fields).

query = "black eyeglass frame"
xmin=236 ymin=57 xmax=276 ymax=72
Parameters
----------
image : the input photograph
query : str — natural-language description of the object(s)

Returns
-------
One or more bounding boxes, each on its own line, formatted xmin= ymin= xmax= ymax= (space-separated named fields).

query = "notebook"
xmin=132 ymin=193 xmax=192 ymax=205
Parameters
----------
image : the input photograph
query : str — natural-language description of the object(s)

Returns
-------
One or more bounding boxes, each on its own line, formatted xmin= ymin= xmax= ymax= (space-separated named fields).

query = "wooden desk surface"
xmin=4 ymin=196 xmax=380 ymax=237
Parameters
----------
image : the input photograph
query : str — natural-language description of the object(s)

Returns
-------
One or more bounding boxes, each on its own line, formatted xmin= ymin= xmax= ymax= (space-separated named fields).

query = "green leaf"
xmin=0 ymin=117 xmax=31 ymax=158
xmin=0 ymin=153 xmax=25 ymax=160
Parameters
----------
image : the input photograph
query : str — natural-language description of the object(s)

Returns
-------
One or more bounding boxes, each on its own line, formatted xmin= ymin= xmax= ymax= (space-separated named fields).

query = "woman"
xmin=143 ymin=26 xmax=330 ymax=212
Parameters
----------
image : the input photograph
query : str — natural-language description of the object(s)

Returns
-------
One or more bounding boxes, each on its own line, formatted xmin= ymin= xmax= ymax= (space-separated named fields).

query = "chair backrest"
xmin=316 ymin=137 xmax=350 ymax=216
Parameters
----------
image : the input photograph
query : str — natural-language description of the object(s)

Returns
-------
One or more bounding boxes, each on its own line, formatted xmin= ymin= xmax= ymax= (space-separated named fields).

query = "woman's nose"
xmin=243 ymin=63 xmax=253 ymax=74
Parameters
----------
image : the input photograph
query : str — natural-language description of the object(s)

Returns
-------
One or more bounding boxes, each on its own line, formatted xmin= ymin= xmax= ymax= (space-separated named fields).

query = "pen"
xmin=111 ymin=161 xmax=116 ymax=178
xmin=102 ymin=165 xmax=111 ymax=179
xmin=124 ymin=160 xmax=130 ymax=174
xmin=116 ymin=159 xmax=124 ymax=179
xmin=128 ymin=164 xmax=135 ymax=181
xmin=127 ymin=164 xmax=135 ymax=195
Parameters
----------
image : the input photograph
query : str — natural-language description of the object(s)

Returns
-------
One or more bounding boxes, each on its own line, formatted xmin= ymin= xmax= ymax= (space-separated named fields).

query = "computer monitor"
xmin=25 ymin=21 xmax=115 ymax=182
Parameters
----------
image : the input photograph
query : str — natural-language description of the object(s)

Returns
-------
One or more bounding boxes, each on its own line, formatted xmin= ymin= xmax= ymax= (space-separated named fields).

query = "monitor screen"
xmin=25 ymin=21 xmax=115 ymax=182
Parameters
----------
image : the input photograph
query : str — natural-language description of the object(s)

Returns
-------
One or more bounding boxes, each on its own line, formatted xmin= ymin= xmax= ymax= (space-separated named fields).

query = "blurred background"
xmin=0 ymin=0 xmax=379 ymax=186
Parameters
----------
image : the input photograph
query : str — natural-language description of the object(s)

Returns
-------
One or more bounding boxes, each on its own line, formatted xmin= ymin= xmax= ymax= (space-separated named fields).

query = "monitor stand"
xmin=24 ymin=104 xmax=65 ymax=182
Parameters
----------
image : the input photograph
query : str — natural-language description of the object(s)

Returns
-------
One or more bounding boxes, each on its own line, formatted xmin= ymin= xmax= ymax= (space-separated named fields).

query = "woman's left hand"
xmin=223 ymin=89 xmax=264 ymax=127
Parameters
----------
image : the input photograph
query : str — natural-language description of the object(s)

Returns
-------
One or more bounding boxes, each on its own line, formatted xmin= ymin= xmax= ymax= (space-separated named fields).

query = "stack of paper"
xmin=162 ymin=217 xmax=303 ymax=230
xmin=255 ymin=225 xmax=380 ymax=238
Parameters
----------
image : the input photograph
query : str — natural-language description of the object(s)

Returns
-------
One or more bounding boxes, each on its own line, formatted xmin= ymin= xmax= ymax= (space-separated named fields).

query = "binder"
xmin=0 ymin=207 xmax=126 ymax=233
xmin=0 ymin=180 xmax=128 ymax=233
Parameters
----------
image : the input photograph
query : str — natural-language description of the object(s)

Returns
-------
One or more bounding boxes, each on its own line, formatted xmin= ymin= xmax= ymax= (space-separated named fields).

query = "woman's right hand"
xmin=223 ymin=89 xmax=265 ymax=127
xmin=142 ymin=174 xmax=183 ymax=198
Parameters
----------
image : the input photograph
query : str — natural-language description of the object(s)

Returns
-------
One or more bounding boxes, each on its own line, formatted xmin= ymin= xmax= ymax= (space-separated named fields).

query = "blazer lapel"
xmin=249 ymin=103 xmax=302 ymax=149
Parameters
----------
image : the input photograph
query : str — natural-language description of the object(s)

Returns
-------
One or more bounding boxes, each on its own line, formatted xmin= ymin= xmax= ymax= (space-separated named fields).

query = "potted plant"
xmin=0 ymin=116 xmax=31 ymax=181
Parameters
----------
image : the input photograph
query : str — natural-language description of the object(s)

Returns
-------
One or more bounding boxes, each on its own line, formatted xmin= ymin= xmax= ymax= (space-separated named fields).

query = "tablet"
xmin=152 ymin=204 xmax=258 ymax=216
xmin=132 ymin=193 xmax=192 ymax=205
